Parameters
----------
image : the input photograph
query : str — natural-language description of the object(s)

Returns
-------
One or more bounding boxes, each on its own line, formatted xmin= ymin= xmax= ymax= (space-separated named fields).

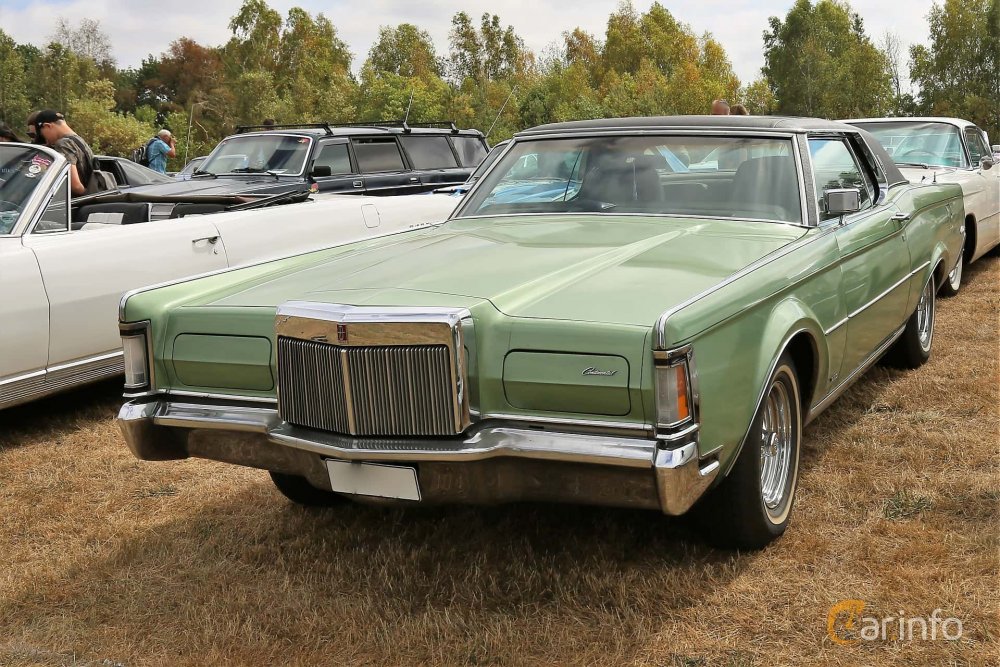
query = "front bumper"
xmin=118 ymin=398 xmax=720 ymax=515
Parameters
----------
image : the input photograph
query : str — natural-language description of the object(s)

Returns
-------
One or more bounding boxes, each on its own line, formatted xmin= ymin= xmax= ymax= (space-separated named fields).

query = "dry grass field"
xmin=0 ymin=257 xmax=997 ymax=667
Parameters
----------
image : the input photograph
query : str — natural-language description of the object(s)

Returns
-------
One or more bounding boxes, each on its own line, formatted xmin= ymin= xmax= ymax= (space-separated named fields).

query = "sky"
xmin=0 ymin=0 xmax=936 ymax=88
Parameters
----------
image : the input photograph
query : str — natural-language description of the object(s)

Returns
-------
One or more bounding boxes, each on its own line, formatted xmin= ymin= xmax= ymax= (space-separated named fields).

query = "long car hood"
xmin=210 ymin=215 xmax=807 ymax=327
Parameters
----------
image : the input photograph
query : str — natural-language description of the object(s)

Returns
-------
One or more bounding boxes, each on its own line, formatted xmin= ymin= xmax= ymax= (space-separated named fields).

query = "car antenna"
xmin=485 ymin=86 xmax=517 ymax=140
xmin=402 ymin=89 xmax=414 ymax=131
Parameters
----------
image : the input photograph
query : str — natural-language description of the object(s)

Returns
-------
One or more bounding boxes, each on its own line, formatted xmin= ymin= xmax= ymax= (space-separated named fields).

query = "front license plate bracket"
xmin=325 ymin=460 xmax=421 ymax=501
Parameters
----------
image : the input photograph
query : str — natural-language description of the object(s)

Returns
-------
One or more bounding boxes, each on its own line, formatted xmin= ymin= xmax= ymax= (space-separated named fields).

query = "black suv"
xmin=121 ymin=121 xmax=489 ymax=198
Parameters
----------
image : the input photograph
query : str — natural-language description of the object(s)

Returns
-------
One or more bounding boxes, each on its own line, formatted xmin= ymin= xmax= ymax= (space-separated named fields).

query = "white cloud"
xmin=0 ymin=0 xmax=934 ymax=87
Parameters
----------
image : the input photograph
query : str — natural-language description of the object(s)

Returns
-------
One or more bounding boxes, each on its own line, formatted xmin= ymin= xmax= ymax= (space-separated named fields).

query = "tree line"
xmin=0 ymin=0 xmax=996 ymax=171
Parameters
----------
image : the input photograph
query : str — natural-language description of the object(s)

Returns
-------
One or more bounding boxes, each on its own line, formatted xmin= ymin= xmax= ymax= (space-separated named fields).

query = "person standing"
xmin=731 ymin=104 xmax=749 ymax=115
xmin=34 ymin=109 xmax=94 ymax=196
xmin=0 ymin=123 xmax=20 ymax=142
xmin=711 ymin=99 xmax=730 ymax=115
xmin=147 ymin=129 xmax=176 ymax=174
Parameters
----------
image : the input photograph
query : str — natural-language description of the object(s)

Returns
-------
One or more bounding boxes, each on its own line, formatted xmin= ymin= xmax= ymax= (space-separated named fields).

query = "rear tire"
xmin=693 ymin=354 xmax=802 ymax=550
xmin=939 ymin=252 xmax=962 ymax=297
xmin=883 ymin=273 xmax=935 ymax=369
xmin=269 ymin=471 xmax=343 ymax=507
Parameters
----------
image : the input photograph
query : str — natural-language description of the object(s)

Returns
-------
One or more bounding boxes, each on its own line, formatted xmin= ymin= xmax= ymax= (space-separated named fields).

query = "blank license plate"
xmin=325 ymin=460 xmax=421 ymax=501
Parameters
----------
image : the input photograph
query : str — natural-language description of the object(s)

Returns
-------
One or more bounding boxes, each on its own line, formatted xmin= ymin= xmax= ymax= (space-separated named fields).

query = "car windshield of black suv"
xmin=0 ymin=145 xmax=58 ymax=234
xmin=200 ymin=134 xmax=312 ymax=176
xmin=457 ymin=135 xmax=802 ymax=224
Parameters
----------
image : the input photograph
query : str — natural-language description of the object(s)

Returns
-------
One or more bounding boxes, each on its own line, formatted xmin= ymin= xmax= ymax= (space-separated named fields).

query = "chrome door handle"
xmin=890 ymin=212 xmax=910 ymax=222
xmin=409 ymin=176 xmax=419 ymax=182
xmin=353 ymin=180 xmax=363 ymax=188
xmin=192 ymin=235 xmax=219 ymax=245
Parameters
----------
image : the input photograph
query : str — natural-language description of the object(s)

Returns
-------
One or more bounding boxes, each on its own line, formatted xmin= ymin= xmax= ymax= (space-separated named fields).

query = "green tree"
xmin=910 ymin=0 xmax=1000 ymax=138
xmin=67 ymin=79 xmax=154 ymax=156
xmin=0 ymin=30 xmax=30 ymax=127
xmin=763 ymin=0 xmax=893 ymax=118
xmin=366 ymin=24 xmax=442 ymax=79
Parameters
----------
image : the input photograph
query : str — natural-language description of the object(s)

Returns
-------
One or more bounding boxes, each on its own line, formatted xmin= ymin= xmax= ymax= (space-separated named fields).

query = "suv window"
xmin=352 ymin=138 xmax=405 ymax=172
xmin=809 ymin=138 xmax=873 ymax=220
xmin=452 ymin=136 xmax=488 ymax=167
xmin=400 ymin=136 xmax=459 ymax=169
xmin=964 ymin=128 xmax=988 ymax=165
xmin=313 ymin=143 xmax=353 ymax=175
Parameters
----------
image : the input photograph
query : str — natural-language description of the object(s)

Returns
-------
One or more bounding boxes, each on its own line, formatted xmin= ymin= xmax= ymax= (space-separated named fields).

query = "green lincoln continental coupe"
xmin=118 ymin=116 xmax=965 ymax=549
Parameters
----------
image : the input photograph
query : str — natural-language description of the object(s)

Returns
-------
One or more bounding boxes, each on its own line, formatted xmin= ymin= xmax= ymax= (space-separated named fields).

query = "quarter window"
xmin=964 ymin=128 xmax=988 ymax=165
xmin=352 ymin=138 xmax=405 ymax=172
xmin=33 ymin=174 xmax=70 ymax=233
xmin=452 ymin=136 xmax=489 ymax=167
xmin=809 ymin=138 xmax=873 ymax=220
xmin=400 ymin=136 xmax=459 ymax=169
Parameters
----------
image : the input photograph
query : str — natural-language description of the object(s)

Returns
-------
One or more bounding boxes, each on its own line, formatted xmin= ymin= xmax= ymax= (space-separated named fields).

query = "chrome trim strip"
xmin=658 ymin=422 xmax=700 ymax=442
xmin=453 ymin=211 xmax=810 ymax=229
xmin=824 ymin=317 xmax=849 ymax=336
xmin=806 ymin=324 xmax=907 ymax=422
xmin=654 ymin=227 xmax=833 ymax=349
xmin=0 ymin=351 xmax=124 ymax=410
xmin=847 ymin=272 xmax=913 ymax=319
xmin=480 ymin=412 xmax=651 ymax=433
xmin=163 ymin=390 xmax=277 ymax=404
xmin=699 ymin=444 xmax=724 ymax=459
xmin=0 ymin=369 xmax=46 ymax=387
xmin=46 ymin=350 xmax=123 ymax=375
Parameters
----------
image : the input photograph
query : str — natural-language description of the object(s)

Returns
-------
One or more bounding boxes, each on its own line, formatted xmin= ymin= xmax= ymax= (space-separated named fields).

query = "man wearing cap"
xmin=25 ymin=111 xmax=41 ymax=144
xmin=146 ymin=129 xmax=176 ymax=174
xmin=34 ymin=110 xmax=94 ymax=196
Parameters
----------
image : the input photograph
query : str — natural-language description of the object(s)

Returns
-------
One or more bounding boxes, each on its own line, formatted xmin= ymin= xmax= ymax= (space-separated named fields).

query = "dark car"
xmin=95 ymin=156 xmax=174 ymax=188
xmin=172 ymin=156 xmax=207 ymax=181
xmin=113 ymin=121 xmax=489 ymax=200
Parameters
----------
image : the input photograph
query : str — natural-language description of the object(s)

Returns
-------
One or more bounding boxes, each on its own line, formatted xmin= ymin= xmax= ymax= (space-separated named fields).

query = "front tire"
xmin=693 ymin=354 xmax=803 ymax=550
xmin=883 ymin=274 xmax=935 ymax=369
xmin=269 ymin=471 xmax=343 ymax=507
xmin=939 ymin=252 xmax=962 ymax=297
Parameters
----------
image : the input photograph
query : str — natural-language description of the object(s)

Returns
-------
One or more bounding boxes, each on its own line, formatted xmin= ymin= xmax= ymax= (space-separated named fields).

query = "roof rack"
xmin=234 ymin=123 xmax=333 ymax=135
xmin=324 ymin=120 xmax=463 ymax=134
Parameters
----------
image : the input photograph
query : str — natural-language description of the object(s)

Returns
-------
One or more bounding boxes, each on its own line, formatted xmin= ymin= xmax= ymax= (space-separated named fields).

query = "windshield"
xmin=853 ymin=121 xmax=967 ymax=168
xmin=0 ymin=145 xmax=58 ymax=234
xmin=201 ymin=134 xmax=312 ymax=175
xmin=459 ymin=135 xmax=802 ymax=223
xmin=467 ymin=141 xmax=509 ymax=182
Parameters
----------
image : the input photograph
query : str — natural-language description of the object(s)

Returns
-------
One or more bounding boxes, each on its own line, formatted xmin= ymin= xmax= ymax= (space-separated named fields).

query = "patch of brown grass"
xmin=0 ymin=258 xmax=997 ymax=667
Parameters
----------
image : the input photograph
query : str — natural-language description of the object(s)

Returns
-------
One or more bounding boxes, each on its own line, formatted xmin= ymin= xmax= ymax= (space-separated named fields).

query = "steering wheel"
xmin=0 ymin=200 xmax=21 ymax=212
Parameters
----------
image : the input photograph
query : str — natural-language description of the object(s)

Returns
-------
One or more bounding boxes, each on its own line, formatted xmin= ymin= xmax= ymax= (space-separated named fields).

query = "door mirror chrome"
xmin=824 ymin=188 xmax=861 ymax=216
xmin=980 ymin=157 xmax=994 ymax=171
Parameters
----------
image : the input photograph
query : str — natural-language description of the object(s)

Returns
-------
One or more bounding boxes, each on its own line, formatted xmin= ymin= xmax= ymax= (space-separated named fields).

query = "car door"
xmin=963 ymin=126 xmax=1000 ymax=253
xmin=809 ymin=135 xmax=910 ymax=378
xmin=21 ymin=183 xmax=228 ymax=370
xmin=309 ymin=139 xmax=365 ymax=194
xmin=0 ymin=235 xmax=50 ymax=400
xmin=351 ymin=137 xmax=421 ymax=195
xmin=398 ymin=135 xmax=467 ymax=190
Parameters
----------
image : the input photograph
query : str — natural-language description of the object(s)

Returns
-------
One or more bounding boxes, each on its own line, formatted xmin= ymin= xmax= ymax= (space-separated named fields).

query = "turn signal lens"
xmin=654 ymin=354 xmax=693 ymax=428
xmin=122 ymin=330 xmax=149 ymax=390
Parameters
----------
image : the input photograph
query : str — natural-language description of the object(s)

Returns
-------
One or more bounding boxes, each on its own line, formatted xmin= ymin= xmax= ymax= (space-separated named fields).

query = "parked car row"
xmin=114 ymin=115 xmax=982 ymax=550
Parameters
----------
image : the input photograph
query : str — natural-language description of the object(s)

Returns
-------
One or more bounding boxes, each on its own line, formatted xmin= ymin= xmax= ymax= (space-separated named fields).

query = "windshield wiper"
xmin=895 ymin=162 xmax=930 ymax=169
xmin=191 ymin=169 xmax=217 ymax=178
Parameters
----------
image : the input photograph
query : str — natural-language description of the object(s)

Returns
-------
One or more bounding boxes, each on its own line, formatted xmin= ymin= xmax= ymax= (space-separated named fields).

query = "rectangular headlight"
xmin=654 ymin=348 xmax=694 ymax=429
xmin=121 ymin=324 xmax=150 ymax=391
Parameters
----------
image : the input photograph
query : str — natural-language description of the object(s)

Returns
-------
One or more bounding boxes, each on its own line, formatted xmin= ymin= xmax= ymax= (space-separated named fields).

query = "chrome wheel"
xmin=946 ymin=254 xmax=962 ymax=292
xmin=916 ymin=278 xmax=934 ymax=352
xmin=759 ymin=378 xmax=794 ymax=519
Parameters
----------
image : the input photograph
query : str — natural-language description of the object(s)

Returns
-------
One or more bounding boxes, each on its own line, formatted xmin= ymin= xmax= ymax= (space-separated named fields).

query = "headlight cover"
xmin=653 ymin=346 xmax=695 ymax=430
xmin=121 ymin=322 xmax=151 ymax=391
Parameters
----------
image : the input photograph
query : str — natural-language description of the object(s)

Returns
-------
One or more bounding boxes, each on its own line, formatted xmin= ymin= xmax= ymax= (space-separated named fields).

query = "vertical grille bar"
xmin=278 ymin=337 xmax=456 ymax=436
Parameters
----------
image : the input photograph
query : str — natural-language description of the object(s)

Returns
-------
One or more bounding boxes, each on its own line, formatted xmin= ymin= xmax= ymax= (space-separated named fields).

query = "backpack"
xmin=133 ymin=137 xmax=158 ymax=167
xmin=65 ymin=134 xmax=117 ymax=194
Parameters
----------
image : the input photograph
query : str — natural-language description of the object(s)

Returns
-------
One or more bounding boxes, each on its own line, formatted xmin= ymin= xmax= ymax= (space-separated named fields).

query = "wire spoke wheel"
xmin=916 ymin=277 xmax=934 ymax=351
xmin=759 ymin=378 xmax=794 ymax=518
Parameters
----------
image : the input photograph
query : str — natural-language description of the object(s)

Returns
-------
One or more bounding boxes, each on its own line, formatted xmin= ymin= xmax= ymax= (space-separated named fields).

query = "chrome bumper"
xmin=118 ymin=398 xmax=720 ymax=515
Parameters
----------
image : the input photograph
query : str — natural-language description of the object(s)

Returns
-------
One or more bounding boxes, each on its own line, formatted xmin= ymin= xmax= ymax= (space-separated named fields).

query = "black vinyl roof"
xmin=519 ymin=115 xmax=870 ymax=135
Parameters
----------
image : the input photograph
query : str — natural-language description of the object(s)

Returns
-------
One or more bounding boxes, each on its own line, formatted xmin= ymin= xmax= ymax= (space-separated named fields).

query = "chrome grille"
xmin=277 ymin=337 xmax=458 ymax=436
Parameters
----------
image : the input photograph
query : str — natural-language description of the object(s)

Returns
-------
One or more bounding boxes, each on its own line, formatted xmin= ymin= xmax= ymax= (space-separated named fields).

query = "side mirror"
xmin=991 ymin=144 xmax=999 ymax=153
xmin=311 ymin=165 xmax=332 ymax=178
xmin=824 ymin=188 xmax=861 ymax=216
xmin=980 ymin=157 xmax=994 ymax=171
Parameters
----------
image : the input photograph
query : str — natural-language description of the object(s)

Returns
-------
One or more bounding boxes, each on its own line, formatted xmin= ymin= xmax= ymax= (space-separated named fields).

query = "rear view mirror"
xmin=311 ymin=165 xmax=332 ymax=178
xmin=824 ymin=188 xmax=861 ymax=216
xmin=980 ymin=157 xmax=994 ymax=171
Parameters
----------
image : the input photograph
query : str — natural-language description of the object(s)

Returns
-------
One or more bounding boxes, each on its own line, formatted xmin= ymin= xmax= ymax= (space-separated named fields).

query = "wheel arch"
xmin=963 ymin=213 xmax=977 ymax=262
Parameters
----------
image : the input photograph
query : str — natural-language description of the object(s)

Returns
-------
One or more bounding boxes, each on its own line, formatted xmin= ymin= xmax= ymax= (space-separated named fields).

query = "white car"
xmin=0 ymin=143 xmax=458 ymax=409
xmin=845 ymin=117 xmax=1000 ymax=294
